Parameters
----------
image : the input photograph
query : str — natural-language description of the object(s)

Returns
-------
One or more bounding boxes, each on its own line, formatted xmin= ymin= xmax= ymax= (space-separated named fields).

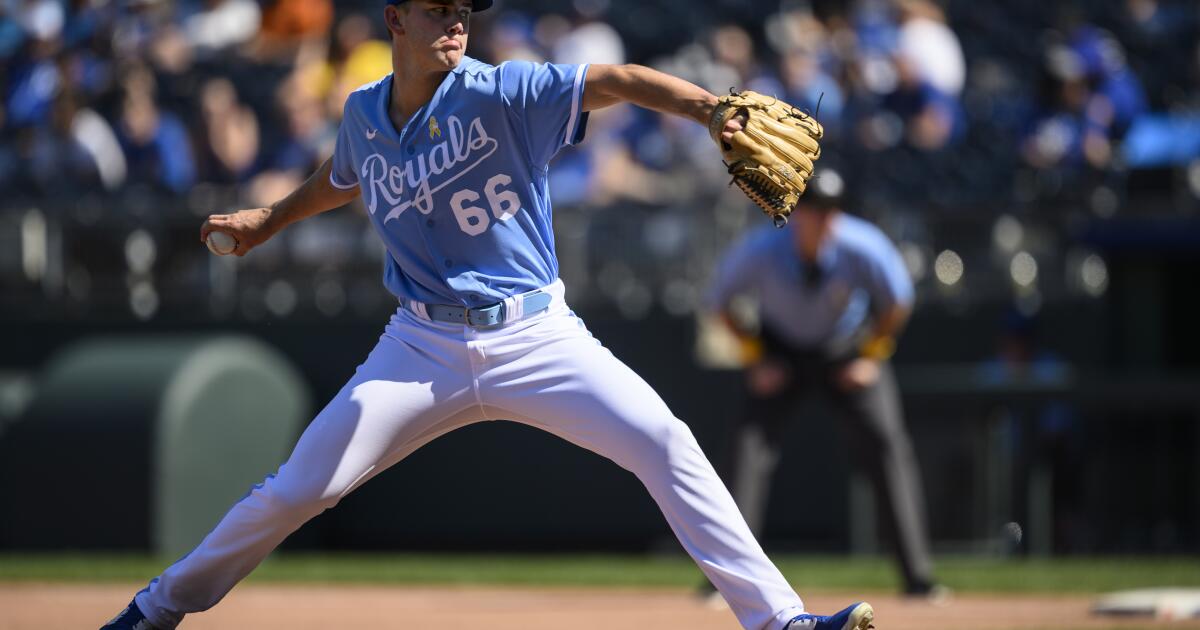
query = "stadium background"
xmin=1 ymin=0 xmax=1199 ymax=627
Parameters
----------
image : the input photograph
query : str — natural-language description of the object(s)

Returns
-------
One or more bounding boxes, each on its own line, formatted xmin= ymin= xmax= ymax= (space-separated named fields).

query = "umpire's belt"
xmin=402 ymin=286 xmax=555 ymax=329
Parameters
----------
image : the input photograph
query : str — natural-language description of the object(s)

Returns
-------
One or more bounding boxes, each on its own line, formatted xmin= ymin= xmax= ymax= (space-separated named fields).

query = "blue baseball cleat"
xmin=785 ymin=602 xmax=875 ymax=630
xmin=101 ymin=599 xmax=159 ymax=630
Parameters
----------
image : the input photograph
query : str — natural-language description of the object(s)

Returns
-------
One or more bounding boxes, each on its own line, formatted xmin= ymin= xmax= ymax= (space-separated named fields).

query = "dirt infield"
xmin=5 ymin=583 xmax=1200 ymax=630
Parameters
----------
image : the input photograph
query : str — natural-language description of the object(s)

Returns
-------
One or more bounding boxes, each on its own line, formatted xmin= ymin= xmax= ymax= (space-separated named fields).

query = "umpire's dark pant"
xmin=726 ymin=342 xmax=936 ymax=592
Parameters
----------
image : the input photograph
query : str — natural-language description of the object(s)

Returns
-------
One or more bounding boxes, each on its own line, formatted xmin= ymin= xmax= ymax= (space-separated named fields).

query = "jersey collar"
xmin=377 ymin=56 xmax=476 ymax=142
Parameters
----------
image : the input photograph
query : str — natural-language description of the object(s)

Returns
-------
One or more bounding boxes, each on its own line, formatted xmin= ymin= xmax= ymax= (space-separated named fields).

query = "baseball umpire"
xmin=705 ymin=167 xmax=942 ymax=599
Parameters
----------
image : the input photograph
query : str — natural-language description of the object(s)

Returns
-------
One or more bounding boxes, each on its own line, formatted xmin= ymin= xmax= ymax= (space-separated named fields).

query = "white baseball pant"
xmin=136 ymin=281 xmax=805 ymax=629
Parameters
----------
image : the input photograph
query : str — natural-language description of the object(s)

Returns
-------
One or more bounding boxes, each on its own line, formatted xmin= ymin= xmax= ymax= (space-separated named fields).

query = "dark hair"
xmin=800 ymin=168 xmax=846 ymax=210
xmin=387 ymin=0 xmax=494 ymax=11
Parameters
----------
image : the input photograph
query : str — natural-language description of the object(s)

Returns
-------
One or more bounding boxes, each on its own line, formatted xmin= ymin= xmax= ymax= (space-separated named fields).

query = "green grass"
xmin=1 ymin=553 xmax=1199 ymax=594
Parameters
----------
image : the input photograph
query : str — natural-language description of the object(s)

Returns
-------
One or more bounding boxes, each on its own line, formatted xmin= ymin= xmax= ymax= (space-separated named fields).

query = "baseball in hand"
xmin=206 ymin=231 xmax=238 ymax=255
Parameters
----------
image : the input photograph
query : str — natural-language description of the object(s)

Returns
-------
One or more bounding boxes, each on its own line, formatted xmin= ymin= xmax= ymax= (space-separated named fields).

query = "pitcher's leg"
xmin=508 ymin=405 xmax=801 ymax=630
xmin=137 ymin=330 xmax=480 ymax=628
xmin=485 ymin=327 xmax=803 ymax=630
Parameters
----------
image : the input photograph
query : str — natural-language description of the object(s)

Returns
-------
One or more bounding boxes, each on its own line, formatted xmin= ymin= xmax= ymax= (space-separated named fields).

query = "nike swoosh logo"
xmin=366 ymin=129 xmax=378 ymax=140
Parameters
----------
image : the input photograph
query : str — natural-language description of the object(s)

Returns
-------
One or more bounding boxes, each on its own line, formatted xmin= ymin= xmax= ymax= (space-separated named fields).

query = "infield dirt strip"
xmin=4 ymin=584 xmax=1200 ymax=629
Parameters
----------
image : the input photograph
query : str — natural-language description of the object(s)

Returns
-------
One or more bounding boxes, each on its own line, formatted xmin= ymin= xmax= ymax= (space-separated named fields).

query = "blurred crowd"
xmin=2 ymin=0 xmax=1200 ymax=320
xmin=0 ymin=0 xmax=378 ymax=203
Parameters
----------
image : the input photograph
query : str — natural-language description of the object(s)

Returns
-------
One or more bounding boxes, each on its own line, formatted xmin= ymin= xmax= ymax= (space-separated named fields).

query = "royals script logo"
xmin=360 ymin=115 xmax=499 ymax=222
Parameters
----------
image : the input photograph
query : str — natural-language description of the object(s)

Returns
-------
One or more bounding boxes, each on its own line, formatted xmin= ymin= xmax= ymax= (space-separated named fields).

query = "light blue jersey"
xmin=707 ymin=214 xmax=914 ymax=348
xmin=330 ymin=56 xmax=589 ymax=306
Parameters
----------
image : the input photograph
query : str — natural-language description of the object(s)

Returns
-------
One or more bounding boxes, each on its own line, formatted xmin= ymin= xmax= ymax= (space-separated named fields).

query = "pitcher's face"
xmin=386 ymin=0 xmax=472 ymax=71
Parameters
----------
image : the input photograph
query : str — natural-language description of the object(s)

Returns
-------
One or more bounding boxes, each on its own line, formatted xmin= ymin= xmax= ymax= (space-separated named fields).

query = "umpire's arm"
xmin=860 ymin=234 xmax=916 ymax=361
xmin=862 ymin=303 xmax=911 ymax=359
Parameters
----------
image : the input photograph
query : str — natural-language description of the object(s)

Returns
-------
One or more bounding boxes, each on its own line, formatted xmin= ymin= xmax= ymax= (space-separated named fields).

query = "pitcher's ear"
xmin=385 ymin=6 xmax=405 ymax=35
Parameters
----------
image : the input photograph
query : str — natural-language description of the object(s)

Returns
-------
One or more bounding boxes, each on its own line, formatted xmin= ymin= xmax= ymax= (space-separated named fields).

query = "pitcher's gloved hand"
xmin=710 ymin=90 xmax=824 ymax=227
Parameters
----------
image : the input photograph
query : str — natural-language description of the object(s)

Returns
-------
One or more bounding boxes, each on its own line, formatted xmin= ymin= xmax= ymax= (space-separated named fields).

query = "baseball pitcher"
xmin=103 ymin=2 xmax=870 ymax=629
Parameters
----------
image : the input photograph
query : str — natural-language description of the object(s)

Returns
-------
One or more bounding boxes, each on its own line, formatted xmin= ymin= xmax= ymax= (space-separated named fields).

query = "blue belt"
xmin=404 ymin=290 xmax=554 ymax=328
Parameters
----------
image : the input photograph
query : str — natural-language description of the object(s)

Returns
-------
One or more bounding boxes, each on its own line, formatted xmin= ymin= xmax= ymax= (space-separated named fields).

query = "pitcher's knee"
xmin=622 ymin=415 xmax=702 ymax=472
xmin=257 ymin=474 xmax=341 ymax=518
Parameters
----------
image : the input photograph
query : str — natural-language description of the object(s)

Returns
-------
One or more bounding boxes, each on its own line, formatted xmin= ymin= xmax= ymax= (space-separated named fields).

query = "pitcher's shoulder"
xmin=352 ymin=74 xmax=391 ymax=95
xmin=339 ymin=74 xmax=392 ymax=116
xmin=451 ymin=56 xmax=503 ymax=93
xmin=456 ymin=56 xmax=497 ymax=76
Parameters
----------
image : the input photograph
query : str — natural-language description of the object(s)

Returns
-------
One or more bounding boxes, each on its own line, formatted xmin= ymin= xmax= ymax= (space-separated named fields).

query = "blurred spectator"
xmin=894 ymin=0 xmax=964 ymax=98
xmin=1021 ymin=23 xmax=1148 ymax=175
xmin=195 ymin=76 xmax=259 ymax=184
xmin=111 ymin=0 xmax=176 ymax=62
xmin=1115 ymin=0 xmax=1197 ymax=109
xmin=256 ymin=0 xmax=333 ymax=63
xmin=309 ymin=13 xmax=390 ymax=119
xmin=115 ymin=64 xmax=195 ymax=194
xmin=488 ymin=12 xmax=543 ymax=63
xmin=246 ymin=74 xmax=335 ymax=207
xmin=14 ymin=0 xmax=63 ymax=45
xmin=1023 ymin=46 xmax=1111 ymax=171
xmin=851 ymin=0 xmax=898 ymax=57
xmin=4 ymin=52 xmax=58 ymax=128
xmin=585 ymin=107 xmax=686 ymax=207
xmin=0 ymin=5 xmax=26 ymax=60
xmin=67 ymin=89 xmax=127 ymax=191
xmin=62 ymin=0 xmax=109 ymax=49
xmin=28 ymin=85 xmax=126 ymax=192
xmin=28 ymin=87 xmax=102 ymax=191
xmin=3 ymin=3 xmax=61 ymax=130
xmin=763 ymin=7 xmax=845 ymax=134
xmin=709 ymin=24 xmax=781 ymax=97
xmin=553 ymin=11 xmax=623 ymax=67
xmin=181 ymin=0 xmax=260 ymax=58
xmin=780 ymin=46 xmax=845 ymax=133
xmin=61 ymin=3 xmax=119 ymax=97
xmin=850 ymin=53 xmax=959 ymax=153
xmin=881 ymin=54 xmax=960 ymax=151
xmin=1067 ymin=26 xmax=1146 ymax=138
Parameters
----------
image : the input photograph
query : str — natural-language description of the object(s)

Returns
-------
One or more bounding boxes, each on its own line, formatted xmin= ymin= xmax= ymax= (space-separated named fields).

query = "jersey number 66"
xmin=449 ymin=173 xmax=521 ymax=236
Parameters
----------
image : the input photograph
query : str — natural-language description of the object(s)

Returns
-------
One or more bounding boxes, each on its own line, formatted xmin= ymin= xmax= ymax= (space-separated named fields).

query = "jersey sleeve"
xmin=705 ymin=232 xmax=763 ymax=312
xmin=329 ymin=97 xmax=359 ymax=190
xmin=863 ymin=233 xmax=915 ymax=313
xmin=499 ymin=60 xmax=590 ymax=167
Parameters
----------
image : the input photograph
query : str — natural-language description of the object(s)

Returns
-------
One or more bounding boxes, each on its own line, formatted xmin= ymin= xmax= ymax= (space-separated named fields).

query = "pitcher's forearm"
xmin=265 ymin=158 xmax=360 ymax=234
xmin=584 ymin=64 xmax=718 ymax=127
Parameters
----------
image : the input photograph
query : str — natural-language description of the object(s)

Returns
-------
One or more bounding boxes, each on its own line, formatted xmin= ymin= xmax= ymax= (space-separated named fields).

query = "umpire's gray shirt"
xmin=707 ymin=214 xmax=914 ymax=350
